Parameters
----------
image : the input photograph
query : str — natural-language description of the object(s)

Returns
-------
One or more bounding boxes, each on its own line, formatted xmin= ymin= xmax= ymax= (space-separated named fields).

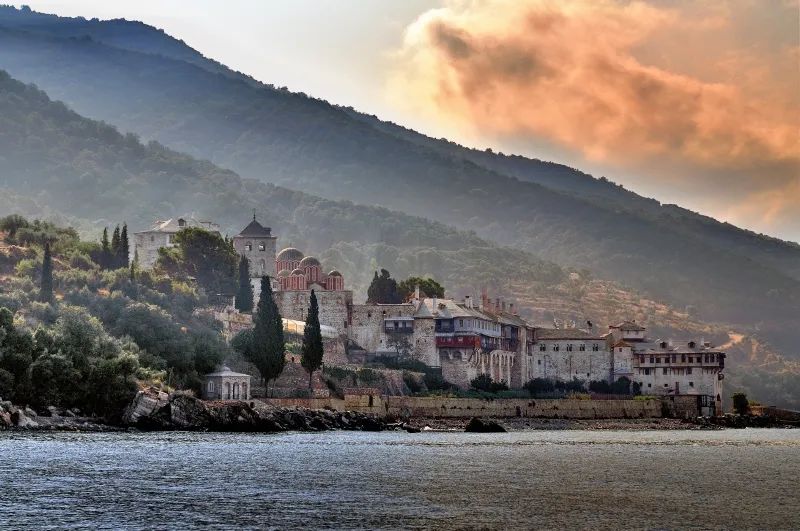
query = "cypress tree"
xmin=250 ymin=276 xmax=285 ymax=396
xmin=235 ymin=256 xmax=254 ymax=312
xmin=110 ymin=225 xmax=121 ymax=269
xmin=301 ymin=289 xmax=324 ymax=393
xmin=100 ymin=227 xmax=111 ymax=270
xmin=128 ymin=260 xmax=138 ymax=300
xmin=40 ymin=242 xmax=53 ymax=303
xmin=120 ymin=223 xmax=129 ymax=268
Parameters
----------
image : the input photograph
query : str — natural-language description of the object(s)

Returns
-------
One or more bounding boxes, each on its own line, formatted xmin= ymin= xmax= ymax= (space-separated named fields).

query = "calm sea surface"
xmin=1 ymin=429 xmax=798 ymax=530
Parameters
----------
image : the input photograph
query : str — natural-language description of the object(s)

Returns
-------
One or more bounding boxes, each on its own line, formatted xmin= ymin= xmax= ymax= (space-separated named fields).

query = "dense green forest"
xmin=0 ymin=6 xmax=797 ymax=353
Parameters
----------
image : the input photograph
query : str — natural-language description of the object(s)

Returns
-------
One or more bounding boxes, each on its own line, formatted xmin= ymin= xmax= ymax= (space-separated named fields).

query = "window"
xmin=687 ymin=368 xmax=692 ymax=375
xmin=592 ymin=344 xmax=599 ymax=352
xmin=537 ymin=359 xmax=541 ymax=365
xmin=245 ymin=244 xmax=252 ymax=251
xmin=688 ymin=356 xmax=693 ymax=363
xmin=539 ymin=344 xmax=546 ymax=352
xmin=459 ymin=319 xmax=464 ymax=327
xmin=663 ymin=368 xmax=668 ymax=375
xmin=150 ymin=235 xmax=154 ymax=242
xmin=681 ymin=354 xmax=686 ymax=362
xmin=566 ymin=344 xmax=573 ymax=352
xmin=650 ymin=357 xmax=655 ymax=364
xmin=207 ymin=381 xmax=214 ymax=392
xmin=644 ymin=368 xmax=650 ymax=375
xmin=656 ymin=357 xmax=661 ymax=364
xmin=258 ymin=243 xmax=265 ymax=251
xmin=647 ymin=383 xmax=652 ymax=388
xmin=689 ymin=382 xmax=694 ymax=387
xmin=553 ymin=345 xmax=560 ymax=352
xmin=579 ymin=344 xmax=586 ymax=352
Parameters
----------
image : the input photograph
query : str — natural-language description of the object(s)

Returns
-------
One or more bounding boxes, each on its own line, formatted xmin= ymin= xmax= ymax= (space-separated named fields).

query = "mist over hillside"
xmin=0 ymin=8 xmax=796 ymax=351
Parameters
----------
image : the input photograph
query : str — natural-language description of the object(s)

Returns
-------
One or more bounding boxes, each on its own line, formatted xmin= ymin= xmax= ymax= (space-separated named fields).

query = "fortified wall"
xmin=275 ymin=289 xmax=353 ymax=336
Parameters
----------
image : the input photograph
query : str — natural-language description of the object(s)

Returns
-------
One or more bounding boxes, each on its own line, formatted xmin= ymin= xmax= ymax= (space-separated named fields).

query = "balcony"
xmin=436 ymin=335 xmax=479 ymax=349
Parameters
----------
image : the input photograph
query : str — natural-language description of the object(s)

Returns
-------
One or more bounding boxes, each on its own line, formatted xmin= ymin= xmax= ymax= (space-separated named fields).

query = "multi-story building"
xmin=133 ymin=216 xmax=220 ymax=269
xmin=529 ymin=328 xmax=611 ymax=384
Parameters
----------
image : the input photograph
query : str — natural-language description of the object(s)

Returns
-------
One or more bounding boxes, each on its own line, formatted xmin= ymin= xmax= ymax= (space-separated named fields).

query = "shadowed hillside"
xmin=0 ymin=8 xmax=797 ymax=350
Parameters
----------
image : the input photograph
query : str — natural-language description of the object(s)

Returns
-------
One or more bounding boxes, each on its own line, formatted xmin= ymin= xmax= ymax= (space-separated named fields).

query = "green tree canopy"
xmin=300 ymin=289 xmax=324 ymax=392
xmin=245 ymin=276 xmax=285 ymax=395
xmin=367 ymin=268 xmax=401 ymax=304
xmin=235 ymin=256 xmax=254 ymax=313
xmin=397 ymin=276 xmax=445 ymax=301
xmin=156 ymin=227 xmax=237 ymax=297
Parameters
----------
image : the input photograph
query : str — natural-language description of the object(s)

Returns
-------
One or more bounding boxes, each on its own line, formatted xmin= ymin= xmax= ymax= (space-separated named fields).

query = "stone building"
xmin=202 ymin=365 xmax=251 ymax=400
xmin=133 ymin=216 xmax=220 ymax=269
xmin=528 ymin=328 xmax=612 ymax=383
xmin=232 ymin=215 xmax=277 ymax=279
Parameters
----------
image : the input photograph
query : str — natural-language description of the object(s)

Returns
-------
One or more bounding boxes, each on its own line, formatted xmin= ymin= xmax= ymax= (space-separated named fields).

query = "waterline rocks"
xmin=121 ymin=388 xmax=395 ymax=432
xmin=465 ymin=417 xmax=507 ymax=433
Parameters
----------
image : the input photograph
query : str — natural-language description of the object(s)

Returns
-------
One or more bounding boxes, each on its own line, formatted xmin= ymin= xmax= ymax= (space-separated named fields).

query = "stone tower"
xmin=232 ymin=213 xmax=277 ymax=278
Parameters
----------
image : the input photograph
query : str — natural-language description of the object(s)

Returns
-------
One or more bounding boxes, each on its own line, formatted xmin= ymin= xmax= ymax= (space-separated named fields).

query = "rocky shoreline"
xmin=2 ymin=390 xmax=795 ymax=433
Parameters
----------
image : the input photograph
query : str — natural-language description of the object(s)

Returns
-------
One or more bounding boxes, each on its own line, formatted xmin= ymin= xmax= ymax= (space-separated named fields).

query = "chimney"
xmin=464 ymin=295 xmax=471 ymax=309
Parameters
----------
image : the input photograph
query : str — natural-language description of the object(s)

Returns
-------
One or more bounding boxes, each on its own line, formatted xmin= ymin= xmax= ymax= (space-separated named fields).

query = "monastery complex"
xmin=135 ymin=216 xmax=726 ymax=415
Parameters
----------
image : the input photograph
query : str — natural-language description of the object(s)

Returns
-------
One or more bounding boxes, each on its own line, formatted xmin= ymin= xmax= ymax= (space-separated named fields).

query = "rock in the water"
xmin=465 ymin=417 xmax=507 ymax=433
xmin=122 ymin=388 xmax=169 ymax=426
xmin=12 ymin=409 xmax=39 ymax=428
xmin=169 ymin=394 xmax=211 ymax=429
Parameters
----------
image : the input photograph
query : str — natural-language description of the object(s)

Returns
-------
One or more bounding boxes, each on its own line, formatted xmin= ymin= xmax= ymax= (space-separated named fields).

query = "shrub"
xmin=68 ymin=252 xmax=97 ymax=271
xmin=732 ymin=392 xmax=749 ymax=415
xmin=524 ymin=378 xmax=555 ymax=396
xmin=589 ymin=380 xmax=612 ymax=394
xmin=470 ymin=373 xmax=509 ymax=393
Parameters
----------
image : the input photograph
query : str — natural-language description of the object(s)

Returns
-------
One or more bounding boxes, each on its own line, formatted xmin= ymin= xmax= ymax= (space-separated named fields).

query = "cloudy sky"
xmin=18 ymin=0 xmax=800 ymax=241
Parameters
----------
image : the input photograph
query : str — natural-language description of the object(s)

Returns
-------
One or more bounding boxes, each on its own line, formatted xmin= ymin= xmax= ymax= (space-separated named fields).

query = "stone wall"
xmin=257 ymin=396 xmax=662 ymax=419
xmin=275 ymin=289 xmax=353 ymax=336
xmin=529 ymin=345 xmax=613 ymax=384
xmin=349 ymin=303 xmax=415 ymax=352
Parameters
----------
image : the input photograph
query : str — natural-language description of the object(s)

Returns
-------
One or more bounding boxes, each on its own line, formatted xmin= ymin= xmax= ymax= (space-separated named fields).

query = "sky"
xmin=16 ymin=0 xmax=800 ymax=242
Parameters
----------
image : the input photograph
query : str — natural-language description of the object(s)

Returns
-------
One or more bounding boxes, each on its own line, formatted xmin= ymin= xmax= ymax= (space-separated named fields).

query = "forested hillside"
xmin=0 ymin=8 xmax=797 ymax=351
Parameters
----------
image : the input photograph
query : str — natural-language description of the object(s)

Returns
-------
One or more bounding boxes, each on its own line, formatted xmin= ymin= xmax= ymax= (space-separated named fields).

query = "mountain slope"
xmin=0 ymin=22 xmax=797 ymax=343
xmin=1 ymin=69 xmax=798 ymax=408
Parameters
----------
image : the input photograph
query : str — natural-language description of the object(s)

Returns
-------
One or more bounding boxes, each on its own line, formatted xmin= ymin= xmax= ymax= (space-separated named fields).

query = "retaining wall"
xmin=257 ymin=395 xmax=662 ymax=419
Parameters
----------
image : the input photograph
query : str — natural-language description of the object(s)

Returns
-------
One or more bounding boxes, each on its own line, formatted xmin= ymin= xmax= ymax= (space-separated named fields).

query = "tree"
xmin=300 ymin=289 xmax=324 ymax=392
xmin=732 ymin=392 xmax=749 ymax=415
xmin=235 ymin=256 xmax=254 ymax=312
xmin=164 ymin=227 xmax=237 ymax=297
xmin=39 ymin=242 xmax=53 ymax=303
xmin=119 ymin=223 xmax=129 ymax=268
xmin=0 ymin=214 xmax=29 ymax=241
xmin=470 ymin=373 xmax=508 ymax=393
xmin=367 ymin=269 xmax=401 ymax=304
xmin=100 ymin=227 xmax=112 ymax=270
xmin=250 ymin=276 xmax=285 ymax=395
xmin=397 ymin=277 xmax=445 ymax=301
xmin=386 ymin=331 xmax=413 ymax=359
xmin=110 ymin=225 xmax=121 ymax=269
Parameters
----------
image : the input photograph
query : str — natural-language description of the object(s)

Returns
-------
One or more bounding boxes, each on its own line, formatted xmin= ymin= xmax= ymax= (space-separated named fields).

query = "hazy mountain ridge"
xmin=0 ymin=22 xmax=796 ymax=343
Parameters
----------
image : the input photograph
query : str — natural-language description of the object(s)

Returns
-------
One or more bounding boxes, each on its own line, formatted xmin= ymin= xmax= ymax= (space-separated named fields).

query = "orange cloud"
xmin=389 ymin=0 xmax=800 ymax=239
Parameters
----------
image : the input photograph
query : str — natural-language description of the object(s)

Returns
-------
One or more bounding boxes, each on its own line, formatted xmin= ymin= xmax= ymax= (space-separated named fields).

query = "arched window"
xmin=233 ymin=383 xmax=240 ymax=399
xmin=207 ymin=380 xmax=215 ymax=393
xmin=242 ymin=383 xmax=248 ymax=399
xmin=225 ymin=382 xmax=231 ymax=400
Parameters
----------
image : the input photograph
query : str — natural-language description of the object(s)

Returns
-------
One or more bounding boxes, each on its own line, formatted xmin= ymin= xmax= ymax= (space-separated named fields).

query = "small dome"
xmin=277 ymin=247 xmax=304 ymax=261
xmin=290 ymin=268 xmax=305 ymax=276
xmin=277 ymin=269 xmax=291 ymax=278
xmin=299 ymin=256 xmax=321 ymax=267
xmin=328 ymin=270 xmax=342 ymax=277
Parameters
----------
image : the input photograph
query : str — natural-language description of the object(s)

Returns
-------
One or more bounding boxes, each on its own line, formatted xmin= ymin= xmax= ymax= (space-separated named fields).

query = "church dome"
xmin=328 ymin=270 xmax=342 ymax=277
xmin=277 ymin=247 xmax=304 ymax=261
xmin=277 ymin=269 xmax=291 ymax=278
xmin=299 ymin=256 xmax=321 ymax=267
xmin=290 ymin=268 xmax=305 ymax=276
